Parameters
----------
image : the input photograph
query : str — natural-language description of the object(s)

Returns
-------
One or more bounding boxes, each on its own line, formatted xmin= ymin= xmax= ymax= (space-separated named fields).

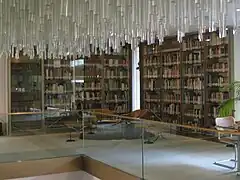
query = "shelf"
xmin=182 ymin=34 xmax=204 ymax=126
xmin=102 ymin=46 xmax=132 ymax=114
xmin=140 ymin=30 xmax=233 ymax=128
xmin=74 ymin=46 xmax=132 ymax=113
xmin=44 ymin=55 xmax=74 ymax=110
xmin=11 ymin=56 xmax=42 ymax=113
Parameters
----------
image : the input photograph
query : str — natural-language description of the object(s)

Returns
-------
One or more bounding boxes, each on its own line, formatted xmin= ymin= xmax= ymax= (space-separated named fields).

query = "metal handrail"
xmin=4 ymin=109 xmax=240 ymax=136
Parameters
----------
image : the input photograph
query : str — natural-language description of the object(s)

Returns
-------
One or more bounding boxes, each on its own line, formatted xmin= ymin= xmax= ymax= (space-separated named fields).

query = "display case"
xmin=10 ymin=49 xmax=43 ymax=134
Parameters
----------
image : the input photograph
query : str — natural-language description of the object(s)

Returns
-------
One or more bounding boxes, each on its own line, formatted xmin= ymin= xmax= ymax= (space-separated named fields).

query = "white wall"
xmin=132 ymin=47 xmax=140 ymax=111
xmin=234 ymin=30 xmax=240 ymax=120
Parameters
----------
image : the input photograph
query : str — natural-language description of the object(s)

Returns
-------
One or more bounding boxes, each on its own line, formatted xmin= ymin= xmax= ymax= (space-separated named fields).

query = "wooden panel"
xmin=0 ymin=156 xmax=83 ymax=180
xmin=0 ymin=155 xmax=140 ymax=180
xmin=83 ymin=156 xmax=140 ymax=180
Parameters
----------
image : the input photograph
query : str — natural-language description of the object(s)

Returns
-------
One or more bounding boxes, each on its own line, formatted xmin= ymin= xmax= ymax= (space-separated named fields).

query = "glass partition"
xmin=5 ymin=44 xmax=238 ymax=180
xmin=10 ymin=57 xmax=42 ymax=113
xmin=1 ymin=46 xmax=144 ymax=179
xmin=81 ymin=110 xmax=144 ymax=179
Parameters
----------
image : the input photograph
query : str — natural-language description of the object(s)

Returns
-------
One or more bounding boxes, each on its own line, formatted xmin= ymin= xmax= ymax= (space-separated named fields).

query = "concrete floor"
xmin=0 ymin=133 xmax=239 ymax=180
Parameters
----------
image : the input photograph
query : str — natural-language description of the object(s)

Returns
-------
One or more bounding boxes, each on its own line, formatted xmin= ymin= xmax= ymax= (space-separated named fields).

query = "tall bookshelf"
xmin=11 ymin=56 xmax=42 ymax=113
xmin=182 ymin=34 xmax=204 ymax=127
xmin=81 ymin=45 xmax=132 ymax=114
xmin=10 ymin=48 xmax=43 ymax=134
xmin=44 ymin=54 xmax=74 ymax=111
xmin=103 ymin=46 xmax=132 ymax=114
xmin=81 ymin=55 xmax=103 ymax=110
xmin=161 ymin=38 xmax=181 ymax=124
xmin=204 ymin=31 xmax=232 ymax=127
xmin=140 ymin=30 xmax=233 ymax=128
xmin=141 ymin=43 xmax=161 ymax=116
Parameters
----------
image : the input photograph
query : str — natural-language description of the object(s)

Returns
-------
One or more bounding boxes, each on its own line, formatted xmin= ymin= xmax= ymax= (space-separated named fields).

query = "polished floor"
xmin=0 ymin=133 xmax=239 ymax=180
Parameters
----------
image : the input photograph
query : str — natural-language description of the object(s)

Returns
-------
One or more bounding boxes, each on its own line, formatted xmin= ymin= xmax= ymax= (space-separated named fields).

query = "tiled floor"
xmin=0 ymin=133 xmax=239 ymax=180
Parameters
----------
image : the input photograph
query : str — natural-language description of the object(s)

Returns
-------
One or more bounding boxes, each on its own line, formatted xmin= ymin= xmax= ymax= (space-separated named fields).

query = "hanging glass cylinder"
xmin=0 ymin=0 xmax=237 ymax=58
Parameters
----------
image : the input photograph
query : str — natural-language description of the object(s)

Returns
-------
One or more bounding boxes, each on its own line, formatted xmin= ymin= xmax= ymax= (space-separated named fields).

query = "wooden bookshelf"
xmin=140 ymin=30 xmax=233 ymax=128
xmin=141 ymin=43 xmax=161 ymax=115
xmin=11 ymin=55 xmax=42 ymax=113
xmin=181 ymin=33 xmax=204 ymax=127
xmin=161 ymin=37 xmax=181 ymax=124
xmin=203 ymin=31 xmax=232 ymax=127
xmin=81 ymin=55 xmax=103 ymax=110
xmin=44 ymin=54 xmax=74 ymax=110
xmin=103 ymin=46 xmax=132 ymax=114
xmin=81 ymin=45 xmax=132 ymax=114
xmin=10 ymin=48 xmax=43 ymax=134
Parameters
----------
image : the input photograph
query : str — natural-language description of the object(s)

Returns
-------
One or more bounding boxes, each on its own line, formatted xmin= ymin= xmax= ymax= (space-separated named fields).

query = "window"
xmin=70 ymin=59 xmax=84 ymax=67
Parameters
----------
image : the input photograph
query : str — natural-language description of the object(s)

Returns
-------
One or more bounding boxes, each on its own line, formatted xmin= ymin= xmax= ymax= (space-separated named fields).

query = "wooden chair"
xmin=124 ymin=109 xmax=152 ymax=120
xmin=214 ymin=116 xmax=239 ymax=170
xmin=91 ymin=108 xmax=119 ymax=123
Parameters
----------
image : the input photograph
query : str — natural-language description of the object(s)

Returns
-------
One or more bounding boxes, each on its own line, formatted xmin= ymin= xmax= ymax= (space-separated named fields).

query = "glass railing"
xmin=1 ymin=110 xmax=240 ymax=179
xmin=82 ymin=110 xmax=144 ymax=178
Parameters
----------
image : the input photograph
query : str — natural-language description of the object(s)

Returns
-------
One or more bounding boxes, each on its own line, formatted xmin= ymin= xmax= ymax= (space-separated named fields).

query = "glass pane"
xmin=11 ymin=57 xmax=42 ymax=113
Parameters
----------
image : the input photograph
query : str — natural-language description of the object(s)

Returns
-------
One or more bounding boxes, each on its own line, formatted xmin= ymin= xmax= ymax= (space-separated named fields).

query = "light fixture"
xmin=0 ymin=0 xmax=237 ymax=58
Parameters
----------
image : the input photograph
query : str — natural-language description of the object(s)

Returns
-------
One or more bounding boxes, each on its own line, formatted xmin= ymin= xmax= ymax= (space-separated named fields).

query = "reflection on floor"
xmin=8 ymin=171 xmax=100 ymax=180
xmin=0 ymin=133 xmax=239 ymax=180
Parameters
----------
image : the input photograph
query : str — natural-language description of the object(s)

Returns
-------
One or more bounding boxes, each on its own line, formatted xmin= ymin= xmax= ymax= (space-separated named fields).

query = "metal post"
xmin=72 ymin=57 xmax=76 ymax=110
xmin=41 ymin=56 xmax=45 ymax=133
xmin=82 ymin=111 xmax=85 ymax=149
xmin=141 ymin=119 xmax=145 ymax=180
xmin=7 ymin=53 xmax=11 ymax=136
xmin=237 ymin=135 xmax=240 ymax=175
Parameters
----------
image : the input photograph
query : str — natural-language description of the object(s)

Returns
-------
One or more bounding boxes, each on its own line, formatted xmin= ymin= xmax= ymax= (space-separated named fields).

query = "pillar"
xmin=0 ymin=52 xmax=9 ymax=135
xmin=234 ymin=29 xmax=240 ymax=120
xmin=132 ymin=47 xmax=140 ymax=111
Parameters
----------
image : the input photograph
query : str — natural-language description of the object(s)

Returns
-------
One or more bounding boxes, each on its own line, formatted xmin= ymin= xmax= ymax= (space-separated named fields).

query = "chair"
xmin=214 ymin=116 xmax=239 ymax=170
xmin=126 ymin=109 xmax=152 ymax=119
xmin=92 ymin=108 xmax=116 ymax=122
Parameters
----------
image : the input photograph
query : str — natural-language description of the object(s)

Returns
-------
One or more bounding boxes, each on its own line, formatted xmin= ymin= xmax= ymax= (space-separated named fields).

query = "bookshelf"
xmin=11 ymin=56 xmax=42 ymax=113
xmin=81 ymin=55 xmax=103 ymax=110
xmin=140 ymin=30 xmax=233 ymax=128
xmin=44 ymin=54 xmax=74 ymax=111
xmin=204 ymin=31 xmax=232 ymax=127
xmin=141 ymin=43 xmax=161 ymax=116
xmin=103 ymin=48 xmax=132 ymax=114
xmin=10 ymin=48 xmax=43 ymax=134
xmin=82 ymin=45 xmax=132 ymax=114
xmin=161 ymin=38 xmax=181 ymax=124
xmin=182 ymin=34 xmax=204 ymax=127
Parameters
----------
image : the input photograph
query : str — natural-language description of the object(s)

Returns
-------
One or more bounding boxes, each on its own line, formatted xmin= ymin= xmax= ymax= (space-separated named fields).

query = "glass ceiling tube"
xmin=0 ymin=0 xmax=238 ymax=58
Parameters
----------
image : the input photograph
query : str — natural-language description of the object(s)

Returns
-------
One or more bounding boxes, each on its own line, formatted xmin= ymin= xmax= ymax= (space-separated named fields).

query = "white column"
xmin=132 ymin=47 xmax=140 ymax=111
xmin=0 ymin=52 xmax=9 ymax=135
xmin=234 ymin=30 xmax=240 ymax=120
